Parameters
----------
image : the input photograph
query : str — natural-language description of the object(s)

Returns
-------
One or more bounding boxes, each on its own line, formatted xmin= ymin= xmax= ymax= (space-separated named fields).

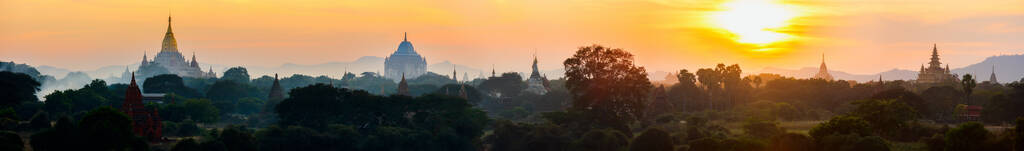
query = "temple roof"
xmin=391 ymin=32 xmax=420 ymax=56
xmin=161 ymin=16 xmax=179 ymax=52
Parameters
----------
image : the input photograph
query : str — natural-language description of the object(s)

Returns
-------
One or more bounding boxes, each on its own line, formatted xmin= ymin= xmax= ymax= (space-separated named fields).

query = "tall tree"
xmin=961 ymin=74 xmax=976 ymax=105
xmin=563 ymin=45 xmax=652 ymax=127
xmin=696 ymin=68 xmax=721 ymax=110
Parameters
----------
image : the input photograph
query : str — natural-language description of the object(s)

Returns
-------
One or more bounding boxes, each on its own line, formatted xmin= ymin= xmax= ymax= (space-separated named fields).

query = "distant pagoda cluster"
xmin=129 ymin=16 xmax=216 ymax=80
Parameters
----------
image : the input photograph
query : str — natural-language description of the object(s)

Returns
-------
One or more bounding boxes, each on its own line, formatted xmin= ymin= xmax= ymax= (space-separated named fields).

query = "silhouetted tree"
xmin=668 ymin=69 xmax=703 ymax=112
xmin=222 ymin=67 xmax=251 ymax=84
xmin=768 ymin=133 xmax=813 ymax=151
xmin=849 ymin=99 xmax=917 ymax=136
xmin=629 ymin=128 xmax=674 ymax=151
xmin=945 ymin=122 xmax=989 ymax=151
xmin=478 ymin=72 xmax=525 ymax=98
xmin=962 ymin=74 xmax=976 ymax=104
xmin=29 ymin=111 xmax=50 ymax=130
xmin=144 ymin=74 xmax=201 ymax=98
xmin=696 ymin=68 xmax=721 ymax=110
xmin=0 ymin=71 xmax=41 ymax=108
xmin=809 ymin=115 xmax=871 ymax=140
xmin=171 ymin=138 xmax=202 ymax=151
xmin=207 ymin=80 xmax=260 ymax=114
xmin=563 ymin=45 xmax=652 ymax=130
xmin=0 ymin=131 xmax=23 ymax=151
xmin=572 ymin=129 xmax=628 ymax=151
xmin=78 ymin=106 xmax=147 ymax=150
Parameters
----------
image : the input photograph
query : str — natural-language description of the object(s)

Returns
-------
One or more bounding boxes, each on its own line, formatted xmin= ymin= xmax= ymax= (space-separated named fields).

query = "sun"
xmin=710 ymin=0 xmax=798 ymax=47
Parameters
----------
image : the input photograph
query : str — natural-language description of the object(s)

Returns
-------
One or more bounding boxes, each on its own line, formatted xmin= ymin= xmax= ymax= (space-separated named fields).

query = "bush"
xmin=630 ymin=128 xmax=674 ymax=151
xmin=29 ymin=111 xmax=50 ymax=130
xmin=922 ymin=134 xmax=944 ymax=151
xmin=809 ymin=115 xmax=871 ymax=140
xmin=818 ymin=134 xmax=890 ymax=151
xmin=0 ymin=131 xmax=23 ymax=151
xmin=768 ymin=133 xmax=813 ymax=151
xmin=742 ymin=118 xmax=784 ymax=139
xmin=171 ymin=138 xmax=201 ymax=151
xmin=944 ymin=122 xmax=990 ymax=151
xmin=573 ymin=129 xmax=628 ymax=151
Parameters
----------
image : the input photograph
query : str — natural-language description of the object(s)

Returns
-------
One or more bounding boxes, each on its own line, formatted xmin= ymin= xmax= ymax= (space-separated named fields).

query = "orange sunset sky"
xmin=2 ymin=0 xmax=1023 ymax=75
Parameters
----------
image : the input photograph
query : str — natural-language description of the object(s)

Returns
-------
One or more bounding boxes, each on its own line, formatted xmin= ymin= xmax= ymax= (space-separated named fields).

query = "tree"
xmin=0 ymin=71 xmax=41 ymax=107
xmin=809 ymin=115 xmax=871 ymax=140
xmin=769 ymin=133 xmax=813 ymax=151
xmin=217 ymin=125 xmax=258 ymax=151
xmin=573 ymin=129 xmax=629 ymax=151
xmin=563 ymin=44 xmax=652 ymax=127
xmin=206 ymin=80 xmax=260 ymax=114
xmin=78 ymin=106 xmax=146 ymax=150
xmin=870 ymin=88 xmax=926 ymax=117
xmin=669 ymin=69 xmax=702 ymax=112
xmin=236 ymin=97 xmax=264 ymax=115
xmin=921 ymin=86 xmax=962 ymax=120
xmin=944 ymin=122 xmax=989 ymax=151
xmin=30 ymin=116 xmax=76 ymax=151
xmin=1016 ymin=118 xmax=1024 ymax=150
xmin=961 ymin=74 xmax=976 ymax=104
xmin=477 ymin=72 xmax=525 ymax=98
xmin=0 ymin=131 xmax=23 ymax=151
xmin=629 ymin=128 xmax=674 ymax=151
xmin=144 ymin=74 xmax=201 ymax=98
xmin=183 ymin=99 xmax=220 ymax=123
xmin=696 ymin=68 xmax=721 ymax=110
xmin=848 ymin=99 xmax=917 ymax=136
xmin=222 ymin=66 xmax=251 ymax=84
xmin=29 ymin=111 xmax=51 ymax=130
xmin=743 ymin=118 xmax=785 ymax=139
xmin=172 ymin=138 xmax=202 ymax=151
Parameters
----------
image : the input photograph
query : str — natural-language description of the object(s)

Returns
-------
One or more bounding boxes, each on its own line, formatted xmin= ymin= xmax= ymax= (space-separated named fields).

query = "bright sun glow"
xmin=711 ymin=0 xmax=797 ymax=47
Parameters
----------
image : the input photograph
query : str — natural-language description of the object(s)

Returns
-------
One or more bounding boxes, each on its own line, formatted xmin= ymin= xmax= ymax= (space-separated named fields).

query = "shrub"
xmin=809 ymin=115 xmax=871 ymax=140
xmin=630 ymin=128 xmax=674 ymax=151
xmin=944 ymin=122 xmax=990 ymax=151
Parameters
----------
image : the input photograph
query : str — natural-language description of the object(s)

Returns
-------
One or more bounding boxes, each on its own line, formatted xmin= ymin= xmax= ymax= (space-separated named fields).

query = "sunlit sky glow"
xmin=1 ymin=0 xmax=1023 ymax=75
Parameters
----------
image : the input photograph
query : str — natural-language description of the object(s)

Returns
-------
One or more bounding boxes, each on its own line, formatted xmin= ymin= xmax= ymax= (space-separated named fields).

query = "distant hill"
xmin=2 ymin=61 xmax=98 ymax=100
xmin=951 ymin=54 xmax=1024 ymax=83
xmin=758 ymin=67 xmax=919 ymax=82
xmin=758 ymin=54 xmax=1024 ymax=83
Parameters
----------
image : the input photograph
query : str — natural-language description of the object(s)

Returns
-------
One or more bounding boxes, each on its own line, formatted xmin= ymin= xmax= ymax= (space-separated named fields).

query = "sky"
xmin=2 ymin=0 xmax=1023 ymax=75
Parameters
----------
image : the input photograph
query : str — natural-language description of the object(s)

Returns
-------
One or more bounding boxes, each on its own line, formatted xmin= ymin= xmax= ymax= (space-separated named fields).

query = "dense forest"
xmin=2 ymin=45 xmax=1024 ymax=151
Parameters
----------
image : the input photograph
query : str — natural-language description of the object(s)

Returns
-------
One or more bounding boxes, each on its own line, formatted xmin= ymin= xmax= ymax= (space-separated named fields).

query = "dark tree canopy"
xmin=0 ymin=71 xmax=41 ymax=107
xmin=477 ymin=72 xmax=525 ymax=98
xmin=849 ymin=99 xmax=917 ymax=136
xmin=206 ymin=80 xmax=261 ymax=114
xmin=222 ymin=66 xmax=251 ymax=84
xmin=273 ymin=83 xmax=489 ymax=151
xmin=629 ymin=128 xmax=674 ymax=151
xmin=143 ymin=74 xmax=201 ymax=98
xmin=0 ymin=131 xmax=23 ymax=151
xmin=563 ymin=45 xmax=652 ymax=125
